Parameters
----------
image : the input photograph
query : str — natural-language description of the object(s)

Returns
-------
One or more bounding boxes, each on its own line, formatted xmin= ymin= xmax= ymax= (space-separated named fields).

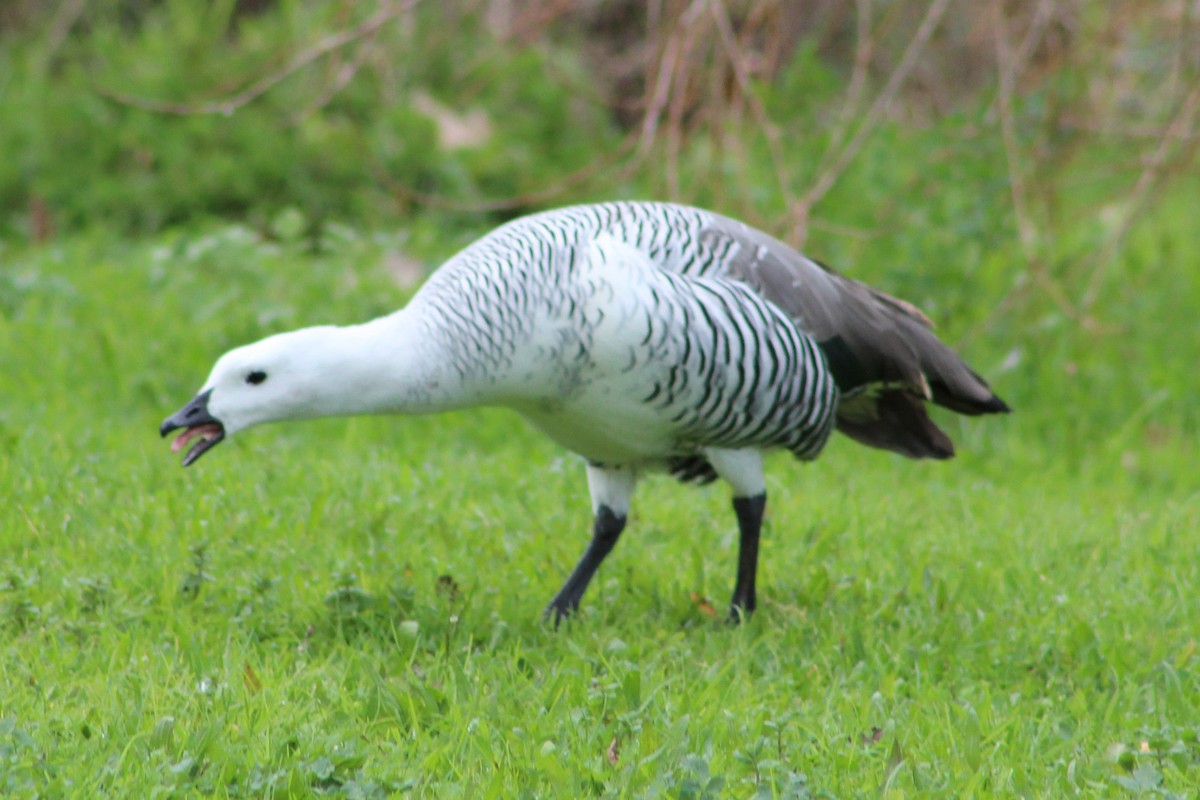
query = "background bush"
xmin=0 ymin=1 xmax=620 ymax=236
xmin=2 ymin=0 xmax=1195 ymax=254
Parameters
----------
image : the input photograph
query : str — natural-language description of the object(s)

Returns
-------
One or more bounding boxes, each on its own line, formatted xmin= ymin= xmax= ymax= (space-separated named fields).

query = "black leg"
xmin=544 ymin=505 xmax=627 ymax=624
xmin=729 ymin=492 xmax=767 ymax=622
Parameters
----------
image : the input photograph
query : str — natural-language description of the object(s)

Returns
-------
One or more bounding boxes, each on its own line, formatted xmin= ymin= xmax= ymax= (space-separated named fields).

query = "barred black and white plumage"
xmin=161 ymin=201 xmax=1009 ymax=622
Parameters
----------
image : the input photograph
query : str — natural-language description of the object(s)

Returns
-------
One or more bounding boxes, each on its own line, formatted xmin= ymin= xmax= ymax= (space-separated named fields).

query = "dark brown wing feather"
xmin=700 ymin=214 xmax=1009 ymax=460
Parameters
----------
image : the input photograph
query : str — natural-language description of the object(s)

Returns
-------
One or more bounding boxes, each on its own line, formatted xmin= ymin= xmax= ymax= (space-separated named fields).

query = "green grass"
xmin=1 ymin=213 xmax=1197 ymax=798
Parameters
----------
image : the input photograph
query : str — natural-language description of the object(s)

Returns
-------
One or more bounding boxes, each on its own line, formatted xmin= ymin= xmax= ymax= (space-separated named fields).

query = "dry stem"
xmin=991 ymin=0 xmax=1082 ymax=325
xmin=795 ymin=0 xmax=952 ymax=246
xmin=97 ymin=1 xmax=414 ymax=116
xmin=1079 ymin=80 xmax=1200 ymax=311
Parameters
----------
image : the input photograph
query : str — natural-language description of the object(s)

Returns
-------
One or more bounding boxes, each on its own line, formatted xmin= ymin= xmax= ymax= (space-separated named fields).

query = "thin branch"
xmin=96 ymin=1 xmax=415 ymax=115
xmin=1080 ymin=79 xmax=1200 ymax=311
xmin=794 ymin=0 xmax=952 ymax=245
xmin=1013 ymin=0 xmax=1058 ymax=74
xmin=1058 ymin=115 xmax=1200 ymax=142
xmin=505 ymin=0 xmax=576 ymax=45
xmin=378 ymin=130 xmax=643 ymax=214
xmin=708 ymin=0 xmax=798 ymax=229
xmin=664 ymin=19 xmax=699 ymax=199
xmin=991 ymin=0 xmax=1082 ymax=324
xmin=287 ymin=24 xmax=381 ymax=124
xmin=821 ymin=0 xmax=874 ymax=171
xmin=43 ymin=0 xmax=88 ymax=59
xmin=638 ymin=12 xmax=684 ymax=157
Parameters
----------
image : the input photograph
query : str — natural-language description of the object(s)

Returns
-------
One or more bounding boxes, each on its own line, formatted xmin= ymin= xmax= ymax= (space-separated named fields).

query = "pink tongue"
xmin=171 ymin=423 xmax=221 ymax=453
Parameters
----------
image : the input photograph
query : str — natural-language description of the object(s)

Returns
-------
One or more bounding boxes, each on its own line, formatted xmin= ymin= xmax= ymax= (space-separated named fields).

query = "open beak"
xmin=160 ymin=389 xmax=225 ymax=467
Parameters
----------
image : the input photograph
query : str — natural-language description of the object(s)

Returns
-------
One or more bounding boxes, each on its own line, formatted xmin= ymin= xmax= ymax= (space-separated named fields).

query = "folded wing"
xmin=701 ymin=214 xmax=1010 ymax=459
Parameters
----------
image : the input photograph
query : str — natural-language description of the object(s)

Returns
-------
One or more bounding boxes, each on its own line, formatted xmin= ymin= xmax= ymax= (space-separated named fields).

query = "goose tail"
xmin=703 ymin=212 xmax=1010 ymax=460
xmin=823 ymin=280 xmax=1010 ymax=460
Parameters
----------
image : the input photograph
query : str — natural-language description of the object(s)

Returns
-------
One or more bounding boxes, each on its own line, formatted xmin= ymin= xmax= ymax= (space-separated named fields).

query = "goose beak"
xmin=160 ymin=389 xmax=225 ymax=467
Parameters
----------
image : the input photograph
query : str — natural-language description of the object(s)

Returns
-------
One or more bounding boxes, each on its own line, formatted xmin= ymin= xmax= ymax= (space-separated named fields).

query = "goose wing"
xmin=699 ymin=213 xmax=1010 ymax=459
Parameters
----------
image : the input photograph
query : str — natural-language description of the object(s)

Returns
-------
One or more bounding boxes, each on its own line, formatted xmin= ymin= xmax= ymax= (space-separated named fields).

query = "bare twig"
xmin=991 ymin=0 xmax=1082 ymax=324
xmin=96 ymin=1 xmax=415 ymax=116
xmin=663 ymin=21 xmax=697 ymax=198
xmin=377 ymin=130 xmax=643 ymax=214
xmin=505 ymin=0 xmax=576 ymax=44
xmin=1079 ymin=80 xmax=1200 ymax=311
xmin=43 ymin=0 xmax=88 ymax=59
xmin=288 ymin=24 xmax=381 ymax=124
xmin=638 ymin=17 xmax=682 ymax=156
xmin=708 ymin=0 xmax=798 ymax=228
xmin=1058 ymin=115 xmax=1200 ymax=142
xmin=822 ymin=0 xmax=874 ymax=167
xmin=1013 ymin=0 xmax=1058 ymax=75
xmin=794 ymin=0 xmax=952 ymax=246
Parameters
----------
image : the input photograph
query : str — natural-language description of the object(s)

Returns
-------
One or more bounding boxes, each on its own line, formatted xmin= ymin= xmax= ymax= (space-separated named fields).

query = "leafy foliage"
xmin=0 ymin=1 xmax=618 ymax=236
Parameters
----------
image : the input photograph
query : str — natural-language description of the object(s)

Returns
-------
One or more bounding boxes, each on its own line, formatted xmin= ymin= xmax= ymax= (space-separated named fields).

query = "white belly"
xmin=517 ymin=389 xmax=678 ymax=465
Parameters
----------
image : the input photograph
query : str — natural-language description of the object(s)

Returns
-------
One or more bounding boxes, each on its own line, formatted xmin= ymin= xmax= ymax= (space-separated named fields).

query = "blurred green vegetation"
xmin=0 ymin=0 xmax=1195 ymax=344
xmin=2 ymin=0 xmax=1194 ymax=261
xmin=0 ymin=1 xmax=619 ymax=236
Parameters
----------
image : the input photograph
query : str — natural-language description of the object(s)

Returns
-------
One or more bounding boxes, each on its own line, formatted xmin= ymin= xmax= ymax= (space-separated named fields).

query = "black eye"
xmin=246 ymin=371 xmax=267 ymax=385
